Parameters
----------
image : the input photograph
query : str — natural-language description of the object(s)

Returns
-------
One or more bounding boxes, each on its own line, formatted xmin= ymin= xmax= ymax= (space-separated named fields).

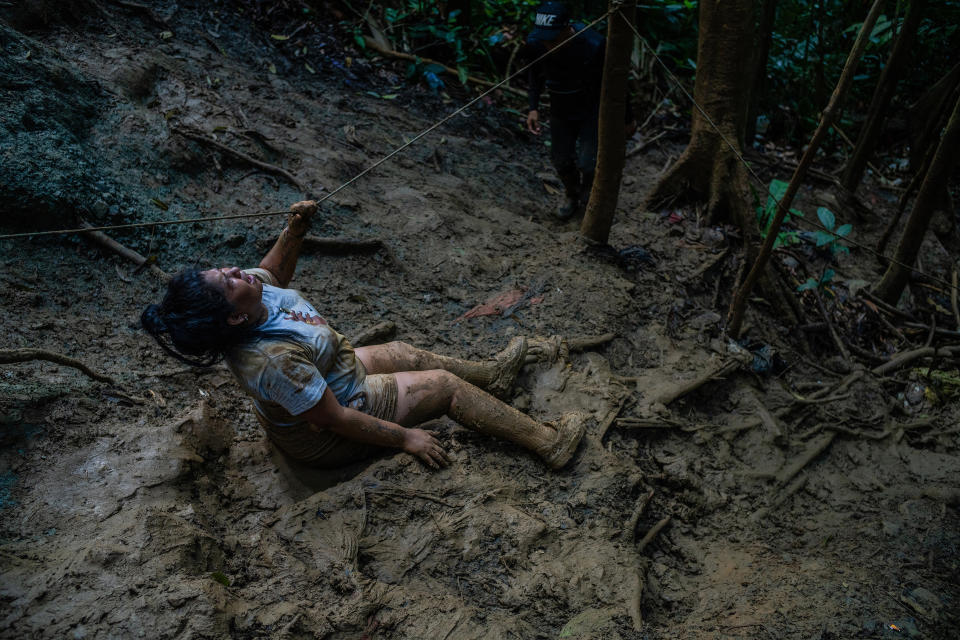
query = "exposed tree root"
xmin=651 ymin=358 xmax=742 ymax=406
xmin=351 ymin=321 xmax=397 ymax=347
xmin=172 ymin=126 xmax=306 ymax=192
xmin=637 ymin=516 xmax=671 ymax=553
xmin=623 ymin=489 xmax=655 ymax=543
xmin=0 ymin=348 xmax=116 ymax=384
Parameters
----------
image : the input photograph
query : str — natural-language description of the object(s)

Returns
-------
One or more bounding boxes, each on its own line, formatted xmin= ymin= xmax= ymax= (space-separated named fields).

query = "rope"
xmin=0 ymin=10 xmax=615 ymax=242
xmin=618 ymin=11 xmax=957 ymax=292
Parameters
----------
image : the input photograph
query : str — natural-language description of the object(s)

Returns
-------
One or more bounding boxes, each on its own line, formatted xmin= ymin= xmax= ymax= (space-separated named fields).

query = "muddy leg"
xmin=355 ymin=338 xmax=526 ymax=396
xmin=392 ymin=370 xmax=586 ymax=469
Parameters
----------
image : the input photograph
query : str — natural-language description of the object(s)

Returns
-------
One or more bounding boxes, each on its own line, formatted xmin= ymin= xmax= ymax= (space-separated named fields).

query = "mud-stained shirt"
xmin=223 ymin=268 xmax=365 ymax=426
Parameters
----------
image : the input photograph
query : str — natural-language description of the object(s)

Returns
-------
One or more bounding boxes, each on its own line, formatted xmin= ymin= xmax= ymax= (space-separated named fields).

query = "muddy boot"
xmin=485 ymin=336 xmax=527 ymax=398
xmin=556 ymin=169 xmax=581 ymax=221
xmin=414 ymin=337 xmax=526 ymax=397
xmin=449 ymin=382 xmax=587 ymax=469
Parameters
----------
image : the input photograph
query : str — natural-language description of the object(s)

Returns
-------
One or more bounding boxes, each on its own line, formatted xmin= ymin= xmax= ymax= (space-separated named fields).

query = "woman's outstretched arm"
xmin=299 ymin=388 xmax=451 ymax=470
xmin=259 ymin=200 xmax=316 ymax=288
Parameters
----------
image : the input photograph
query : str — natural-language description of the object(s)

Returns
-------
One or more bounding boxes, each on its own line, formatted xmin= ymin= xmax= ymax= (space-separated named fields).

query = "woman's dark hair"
xmin=141 ymin=269 xmax=257 ymax=367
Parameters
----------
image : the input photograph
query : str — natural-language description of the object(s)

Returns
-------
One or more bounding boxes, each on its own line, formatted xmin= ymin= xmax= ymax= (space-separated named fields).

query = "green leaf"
xmin=457 ymin=65 xmax=468 ymax=85
xmin=816 ymin=206 xmax=835 ymax=231
xmin=797 ymin=278 xmax=818 ymax=292
xmin=815 ymin=231 xmax=834 ymax=247
xmin=304 ymin=63 xmax=315 ymax=74
xmin=381 ymin=93 xmax=398 ymax=100
xmin=820 ymin=269 xmax=835 ymax=284
xmin=836 ymin=223 xmax=852 ymax=237
xmin=150 ymin=198 xmax=169 ymax=211
xmin=271 ymin=34 xmax=290 ymax=41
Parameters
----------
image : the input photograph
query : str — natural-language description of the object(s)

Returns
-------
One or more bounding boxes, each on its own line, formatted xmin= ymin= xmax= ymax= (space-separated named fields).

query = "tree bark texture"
xmin=873 ymin=92 xmax=960 ymax=305
xmin=727 ymin=0 xmax=885 ymax=337
xmin=642 ymin=0 xmax=756 ymax=234
xmin=580 ymin=1 xmax=635 ymax=244
xmin=841 ymin=0 xmax=926 ymax=193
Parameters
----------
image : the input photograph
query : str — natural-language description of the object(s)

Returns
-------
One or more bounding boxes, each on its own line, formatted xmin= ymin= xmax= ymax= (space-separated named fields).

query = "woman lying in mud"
xmin=141 ymin=200 xmax=586 ymax=470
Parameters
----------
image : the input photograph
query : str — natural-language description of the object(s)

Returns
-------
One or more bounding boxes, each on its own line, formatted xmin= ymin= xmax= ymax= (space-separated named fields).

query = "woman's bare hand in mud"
xmin=526 ymin=110 xmax=541 ymax=135
xmin=402 ymin=428 xmax=451 ymax=469
xmin=288 ymin=200 xmax=317 ymax=237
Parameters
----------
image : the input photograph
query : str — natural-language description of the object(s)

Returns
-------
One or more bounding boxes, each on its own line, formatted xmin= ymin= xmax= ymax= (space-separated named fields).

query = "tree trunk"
xmin=745 ymin=0 xmax=778 ymax=145
xmin=908 ymin=61 xmax=960 ymax=168
xmin=580 ymin=1 xmax=635 ymax=244
xmin=873 ymin=93 xmax=960 ymax=305
xmin=642 ymin=0 xmax=756 ymax=235
xmin=841 ymin=0 xmax=926 ymax=193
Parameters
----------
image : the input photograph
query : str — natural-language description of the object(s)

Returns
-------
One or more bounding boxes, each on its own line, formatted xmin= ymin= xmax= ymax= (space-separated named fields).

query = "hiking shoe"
xmin=540 ymin=410 xmax=588 ymax=470
xmin=487 ymin=336 xmax=527 ymax=398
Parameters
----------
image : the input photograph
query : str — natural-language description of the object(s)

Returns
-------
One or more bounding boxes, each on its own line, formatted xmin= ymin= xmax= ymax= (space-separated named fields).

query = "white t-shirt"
xmin=224 ymin=268 xmax=365 ymax=426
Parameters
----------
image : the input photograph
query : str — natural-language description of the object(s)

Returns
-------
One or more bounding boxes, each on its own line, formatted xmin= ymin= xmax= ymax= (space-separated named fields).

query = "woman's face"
xmin=202 ymin=267 xmax=263 ymax=324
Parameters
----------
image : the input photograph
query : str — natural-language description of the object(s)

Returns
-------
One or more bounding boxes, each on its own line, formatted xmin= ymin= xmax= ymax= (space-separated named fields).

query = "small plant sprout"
xmin=813 ymin=207 xmax=852 ymax=255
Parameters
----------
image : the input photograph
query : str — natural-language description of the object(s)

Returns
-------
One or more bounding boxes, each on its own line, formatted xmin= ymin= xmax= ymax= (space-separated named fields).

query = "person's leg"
xmin=550 ymin=114 xmax=582 ymax=220
xmin=391 ymin=369 xmax=586 ymax=469
xmin=355 ymin=338 xmax=526 ymax=397
xmin=576 ymin=109 xmax=599 ymax=206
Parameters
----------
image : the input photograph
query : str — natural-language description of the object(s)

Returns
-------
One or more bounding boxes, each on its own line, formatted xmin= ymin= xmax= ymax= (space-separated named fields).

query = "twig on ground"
xmin=626 ymin=130 xmax=668 ymax=158
xmin=80 ymin=223 xmax=170 ymax=282
xmin=616 ymin=416 xmax=685 ymax=429
xmin=173 ymin=126 xmax=306 ymax=192
xmin=598 ymin=393 xmax=633 ymax=441
xmin=0 ymin=348 xmax=115 ymax=384
xmin=789 ymin=392 xmax=852 ymax=405
xmin=637 ymin=516 xmax=671 ymax=553
xmin=567 ymin=333 xmax=617 ymax=352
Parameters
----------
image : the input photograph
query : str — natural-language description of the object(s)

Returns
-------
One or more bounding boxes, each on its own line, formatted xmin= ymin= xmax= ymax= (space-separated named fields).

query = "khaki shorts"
xmin=258 ymin=374 xmax=399 ymax=468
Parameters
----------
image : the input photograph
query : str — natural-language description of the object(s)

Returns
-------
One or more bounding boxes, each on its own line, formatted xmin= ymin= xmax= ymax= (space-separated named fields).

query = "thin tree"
xmin=641 ymin=0 xmax=757 ymax=235
xmin=873 ymin=92 xmax=960 ymax=305
xmin=841 ymin=0 xmax=926 ymax=193
xmin=727 ymin=0 xmax=885 ymax=337
xmin=581 ymin=1 xmax=636 ymax=244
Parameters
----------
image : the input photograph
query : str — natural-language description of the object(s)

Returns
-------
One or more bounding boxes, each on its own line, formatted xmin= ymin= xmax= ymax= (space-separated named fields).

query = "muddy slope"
xmin=1 ymin=3 xmax=958 ymax=639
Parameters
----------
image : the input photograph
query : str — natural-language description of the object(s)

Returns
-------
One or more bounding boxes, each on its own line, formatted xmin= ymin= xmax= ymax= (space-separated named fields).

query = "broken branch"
xmin=80 ymin=223 xmax=170 ymax=282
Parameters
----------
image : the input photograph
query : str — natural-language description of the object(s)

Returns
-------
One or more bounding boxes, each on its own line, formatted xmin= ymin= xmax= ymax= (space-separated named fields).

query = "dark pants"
xmin=550 ymin=108 xmax=599 ymax=186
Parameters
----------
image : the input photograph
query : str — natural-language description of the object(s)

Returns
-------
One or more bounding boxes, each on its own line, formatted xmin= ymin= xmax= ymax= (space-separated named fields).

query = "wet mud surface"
xmin=1 ymin=3 xmax=958 ymax=639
